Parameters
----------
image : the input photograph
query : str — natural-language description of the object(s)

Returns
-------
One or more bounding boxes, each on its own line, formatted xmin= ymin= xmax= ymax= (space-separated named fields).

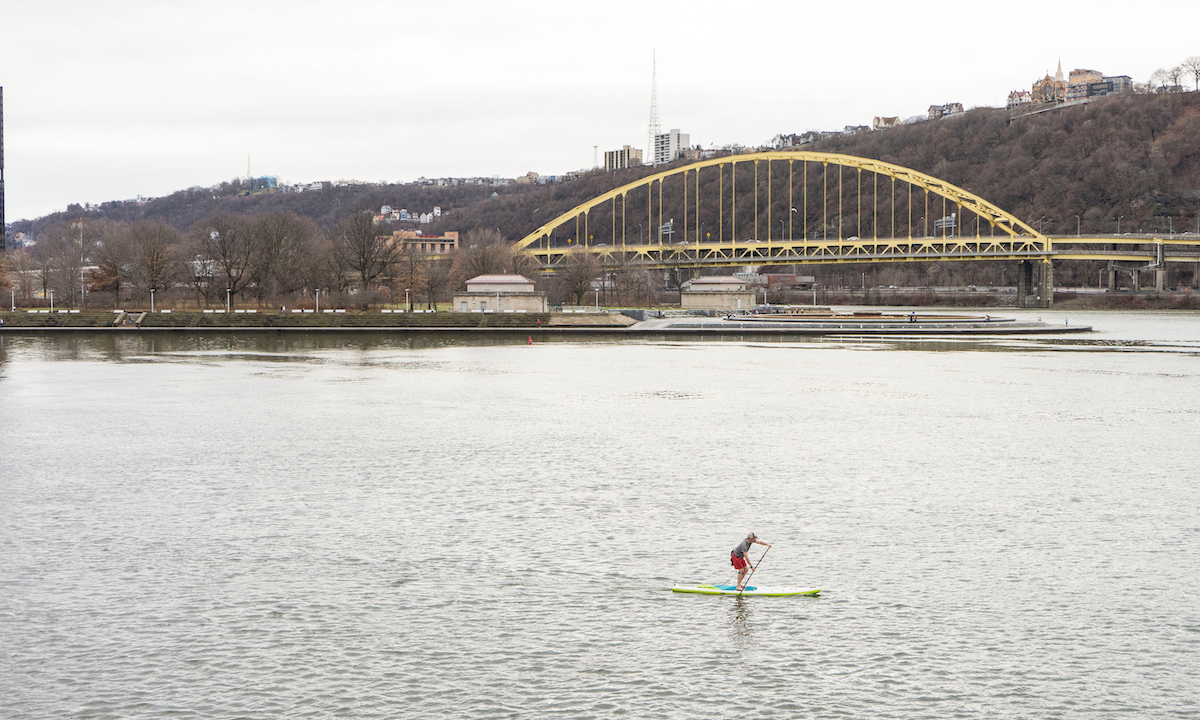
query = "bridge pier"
xmin=1107 ymin=261 xmax=1116 ymax=292
xmin=1016 ymin=260 xmax=1053 ymax=309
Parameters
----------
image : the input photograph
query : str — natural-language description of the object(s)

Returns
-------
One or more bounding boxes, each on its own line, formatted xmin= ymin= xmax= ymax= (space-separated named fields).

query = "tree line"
xmin=3 ymin=211 xmax=678 ymax=310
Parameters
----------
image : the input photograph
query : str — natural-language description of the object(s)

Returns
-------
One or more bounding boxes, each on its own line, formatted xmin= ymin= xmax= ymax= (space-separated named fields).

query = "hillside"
xmin=809 ymin=92 xmax=1200 ymax=237
xmin=12 ymin=92 xmax=1200 ymax=245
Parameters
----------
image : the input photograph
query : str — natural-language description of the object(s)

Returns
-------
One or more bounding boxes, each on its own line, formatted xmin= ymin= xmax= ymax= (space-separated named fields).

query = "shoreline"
xmin=0 ymin=309 xmax=1093 ymax=336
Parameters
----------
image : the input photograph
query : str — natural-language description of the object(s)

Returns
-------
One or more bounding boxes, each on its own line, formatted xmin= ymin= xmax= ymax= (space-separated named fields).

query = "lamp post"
xmin=1076 ymin=215 xmax=1080 ymax=237
xmin=226 ymin=288 xmax=231 ymax=314
xmin=1118 ymin=215 xmax=1123 ymax=235
xmin=313 ymin=288 xmax=318 ymax=314
xmin=405 ymin=288 xmax=410 ymax=312
xmin=50 ymin=289 xmax=54 ymax=311
xmin=150 ymin=288 xmax=154 ymax=313
xmin=779 ymin=219 xmax=784 ymax=240
xmin=1168 ymin=216 xmax=1174 ymax=235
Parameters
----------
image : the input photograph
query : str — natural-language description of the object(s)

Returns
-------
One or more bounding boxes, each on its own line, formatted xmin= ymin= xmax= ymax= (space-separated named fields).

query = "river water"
xmin=2 ymin=310 xmax=1199 ymax=719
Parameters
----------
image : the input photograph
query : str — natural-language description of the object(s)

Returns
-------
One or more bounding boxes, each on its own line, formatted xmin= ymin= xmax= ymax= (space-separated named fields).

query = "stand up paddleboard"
xmin=672 ymin=584 xmax=820 ymax=597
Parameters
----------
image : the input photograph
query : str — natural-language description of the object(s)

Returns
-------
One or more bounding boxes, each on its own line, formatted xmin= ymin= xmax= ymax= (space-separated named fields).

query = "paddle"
xmin=739 ymin=546 xmax=770 ymax=595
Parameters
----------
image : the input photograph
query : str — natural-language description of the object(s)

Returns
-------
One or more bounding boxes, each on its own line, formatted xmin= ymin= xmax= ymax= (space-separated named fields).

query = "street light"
xmin=1076 ymin=214 xmax=1080 ymax=237
xmin=405 ymin=288 xmax=410 ymax=312
xmin=779 ymin=219 xmax=785 ymax=240
xmin=50 ymin=289 xmax=54 ymax=311
xmin=150 ymin=288 xmax=155 ymax=313
xmin=226 ymin=288 xmax=231 ymax=314
xmin=1118 ymin=215 xmax=1123 ymax=235
xmin=313 ymin=288 xmax=318 ymax=314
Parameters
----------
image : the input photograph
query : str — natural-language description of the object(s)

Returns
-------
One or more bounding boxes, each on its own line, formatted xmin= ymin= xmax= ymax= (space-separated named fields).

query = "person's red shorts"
xmin=731 ymin=552 xmax=747 ymax=570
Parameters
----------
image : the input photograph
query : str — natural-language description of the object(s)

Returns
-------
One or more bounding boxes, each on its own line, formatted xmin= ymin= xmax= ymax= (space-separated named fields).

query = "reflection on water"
xmin=728 ymin=596 xmax=754 ymax=644
xmin=2 ymin=314 xmax=1199 ymax=719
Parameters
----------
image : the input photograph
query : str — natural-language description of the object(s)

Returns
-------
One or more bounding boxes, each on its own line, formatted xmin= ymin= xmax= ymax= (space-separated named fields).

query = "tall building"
xmin=654 ymin=129 xmax=690 ymax=165
xmin=1 ymin=86 xmax=6 ymax=256
xmin=604 ymin=145 xmax=644 ymax=171
xmin=1067 ymin=68 xmax=1103 ymax=101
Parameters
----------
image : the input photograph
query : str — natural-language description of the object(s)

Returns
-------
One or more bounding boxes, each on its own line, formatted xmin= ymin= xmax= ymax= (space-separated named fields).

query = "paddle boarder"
xmin=731 ymin=532 xmax=771 ymax=590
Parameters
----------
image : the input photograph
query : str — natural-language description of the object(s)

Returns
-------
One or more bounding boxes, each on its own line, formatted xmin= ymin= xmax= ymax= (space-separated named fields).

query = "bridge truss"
xmin=514 ymin=151 xmax=1200 ymax=273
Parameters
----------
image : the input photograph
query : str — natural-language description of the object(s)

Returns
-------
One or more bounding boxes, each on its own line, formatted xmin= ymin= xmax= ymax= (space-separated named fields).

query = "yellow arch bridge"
xmin=515 ymin=152 xmax=1200 ymax=308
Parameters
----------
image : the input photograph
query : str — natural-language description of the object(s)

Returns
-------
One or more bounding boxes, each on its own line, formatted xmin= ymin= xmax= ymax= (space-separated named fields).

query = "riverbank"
xmin=774 ymin=288 xmax=1200 ymax=310
xmin=0 ymin=308 xmax=1091 ymax=336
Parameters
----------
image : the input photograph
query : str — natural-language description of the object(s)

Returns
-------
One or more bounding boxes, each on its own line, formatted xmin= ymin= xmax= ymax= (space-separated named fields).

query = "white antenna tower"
xmin=594 ymin=145 xmax=599 ymax=169
xmin=648 ymin=50 xmax=660 ymax=165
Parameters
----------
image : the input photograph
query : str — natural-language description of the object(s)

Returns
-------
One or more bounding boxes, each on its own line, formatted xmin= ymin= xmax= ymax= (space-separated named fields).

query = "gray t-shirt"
xmin=732 ymin=538 xmax=752 ymax=558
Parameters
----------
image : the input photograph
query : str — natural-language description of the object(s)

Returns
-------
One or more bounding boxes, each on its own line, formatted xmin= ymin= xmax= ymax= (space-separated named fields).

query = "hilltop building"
xmin=1067 ymin=68 xmax=1103 ymax=101
xmin=927 ymin=103 xmax=964 ymax=120
xmin=1007 ymin=90 xmax=1032 ymax=109
xmin=1032 ymin=61 xmax=1068 ymax=104
xmin=872 ymin=116 xmax=901 ymax=130
xmin=604 ymin=145 xmax=644 ymax=171
xmin=1021 ymin=61 xmax=1131 ymax=108
xmin=654 ymin=129 xmax=690 ymax=165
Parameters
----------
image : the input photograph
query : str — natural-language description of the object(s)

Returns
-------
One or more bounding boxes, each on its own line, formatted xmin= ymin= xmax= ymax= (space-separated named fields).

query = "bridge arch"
xmin=515 ymin=151 xmax=1048 ymax=268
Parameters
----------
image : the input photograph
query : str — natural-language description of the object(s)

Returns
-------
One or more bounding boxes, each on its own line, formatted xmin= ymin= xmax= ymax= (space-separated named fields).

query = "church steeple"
xmin=1055 ymin=59 xmax=1064 ymax=82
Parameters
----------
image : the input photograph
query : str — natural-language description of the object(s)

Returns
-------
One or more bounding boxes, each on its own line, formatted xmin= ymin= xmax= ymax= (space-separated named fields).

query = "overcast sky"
xmin=2 ymin=0 xmax=1196 ymax=221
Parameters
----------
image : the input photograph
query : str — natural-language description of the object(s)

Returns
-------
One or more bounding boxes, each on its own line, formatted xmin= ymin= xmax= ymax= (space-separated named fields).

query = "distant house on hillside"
xmin=872 ymin=116 xmax=901 ymax=130
xmin=928 ymin=103 xmax=964 ymax=120
xmin=1007 ymin=90 xmax=1032 ymax=109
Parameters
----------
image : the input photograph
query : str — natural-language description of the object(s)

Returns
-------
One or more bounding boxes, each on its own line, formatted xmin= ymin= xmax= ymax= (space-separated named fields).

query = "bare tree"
xmin=7 ymin=248 xmax=40 ymax=305
xmin=248 ymin=212 xmax=324 ymax=305
xmin=1166 ymin=66 xmax=1186 ymax=93
xmin=454 ymin=228 xmax=511 ymax=281
xmin=127 ymin=221 xmax=186 ymax=303
xmin=510 ymin=245 xmax=540 ymax=279
xmin=392 ymin=246 xmax=423 ymax=311
xmin=1181 ymin=56 xmax=1200 ymax=91
xmin=0 ymin=255 xmax=12 ymax=296
xmin=332 ymin=210 xmax=403 ymax=300
xmin=557 ymin=252 xmax=600 ymax=305
xmin=419 ymin=258 xmax=452 ymax=310
xmin=40 ymin=221 xmax=92 ymax=307
xmin=90 ymin=222 xmax=131 ymax=306
xmin=1149 ymin=68 xmax=1170 ymax=92
xmin=191 ymin=214 xmax=255 ymax=307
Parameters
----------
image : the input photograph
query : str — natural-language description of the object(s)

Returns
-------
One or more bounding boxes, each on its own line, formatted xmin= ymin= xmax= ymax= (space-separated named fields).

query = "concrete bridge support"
xmin=1016 ymin=260 xmax=1053 ymax=308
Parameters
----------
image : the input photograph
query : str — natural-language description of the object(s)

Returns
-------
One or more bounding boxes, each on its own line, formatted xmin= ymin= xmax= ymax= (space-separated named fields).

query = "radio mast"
xmin=647 ymin=51 xmax=660 ymax=165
